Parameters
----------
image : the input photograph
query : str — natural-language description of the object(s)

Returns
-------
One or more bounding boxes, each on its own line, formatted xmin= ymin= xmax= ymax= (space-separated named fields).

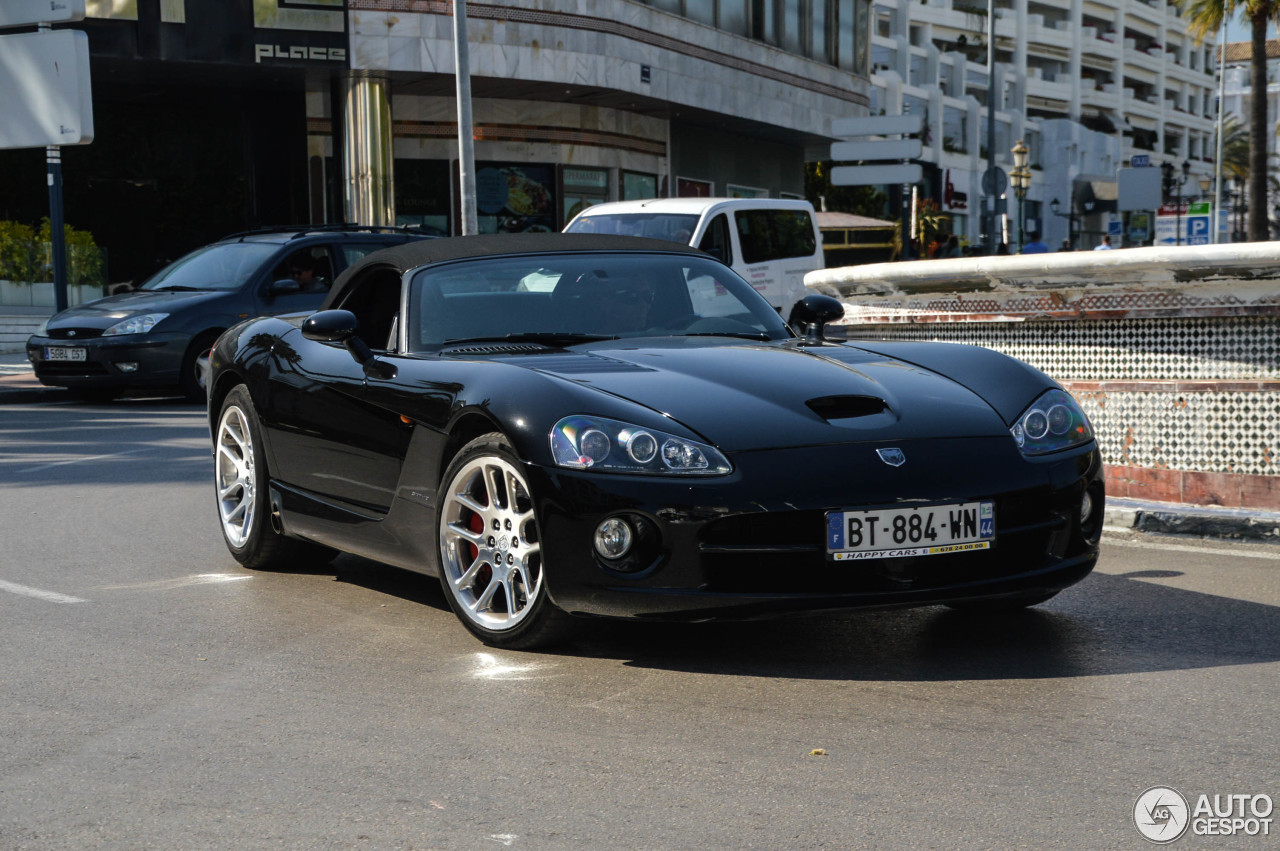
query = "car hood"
xmin=45 ymin=290 xmax=228 ymax=330
xmin=509 ymin=340 xmax=1011 ymax=452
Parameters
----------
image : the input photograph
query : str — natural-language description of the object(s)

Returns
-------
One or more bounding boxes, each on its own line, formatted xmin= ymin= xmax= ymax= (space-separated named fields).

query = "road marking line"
xmin=1106 ymin=537 xmax=1280 ymax=561
xmin=15 ymin=448 xmax=149 ymax=475
xmin=96 ymin=573 xmax=252 ymax=591
xmin=0 ymin=579 xmax=88 ymax=604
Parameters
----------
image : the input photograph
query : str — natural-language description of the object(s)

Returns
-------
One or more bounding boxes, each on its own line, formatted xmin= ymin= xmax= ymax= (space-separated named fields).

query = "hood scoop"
xmin=806 ymin=394 xmax=890 ymax=421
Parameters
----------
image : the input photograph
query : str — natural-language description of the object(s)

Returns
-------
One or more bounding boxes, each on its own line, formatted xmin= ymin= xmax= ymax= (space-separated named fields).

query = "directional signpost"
xmin=829 ymin=114 xmax=924 ymax=259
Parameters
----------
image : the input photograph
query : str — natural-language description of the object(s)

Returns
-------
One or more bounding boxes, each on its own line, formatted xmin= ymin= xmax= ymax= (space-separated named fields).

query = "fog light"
xmin=116 ymin=362 xmax=139 ymax=373
xmin=593 ymin=517 xmax=633 ymax=560
xmin=1080 ymin=490 xmax=1093 ymax=524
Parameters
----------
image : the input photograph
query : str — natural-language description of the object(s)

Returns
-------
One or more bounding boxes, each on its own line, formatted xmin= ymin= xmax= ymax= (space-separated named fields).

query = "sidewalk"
xmin=1 ymin=349 xmax=1277 ymax=543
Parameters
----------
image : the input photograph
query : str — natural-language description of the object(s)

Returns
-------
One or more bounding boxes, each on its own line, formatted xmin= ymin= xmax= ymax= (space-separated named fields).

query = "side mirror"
xmin=787 ymin=294 xmax=845 ymax=342
xmin=269 ymin=278 xmax=301 ymax=296
xmin=301 ymin=310 xmax=397 ymax=379
xmin=301 ymin=309 xmax=358 ymax=343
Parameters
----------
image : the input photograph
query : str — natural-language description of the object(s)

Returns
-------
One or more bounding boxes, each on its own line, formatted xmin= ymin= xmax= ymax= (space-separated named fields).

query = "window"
xmin=334 ymin=268 xmax=402 ymax=351
xmin=698 ymin=213 xmax=732 ymax=264
xmin=734 ymin=209 xmax=817 ymax=263
xmin=273 ymin=246 xmax=336 ymax=294
xmin=622 ymin=171 xmax=658 ymax=201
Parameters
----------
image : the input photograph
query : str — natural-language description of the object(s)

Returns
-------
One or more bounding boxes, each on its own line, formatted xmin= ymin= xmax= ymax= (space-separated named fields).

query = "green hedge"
xmin=0 ymin=219 xmax=105 ymax=287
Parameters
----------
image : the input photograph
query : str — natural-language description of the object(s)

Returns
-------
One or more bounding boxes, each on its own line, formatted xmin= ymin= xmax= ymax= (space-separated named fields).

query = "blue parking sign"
xmin=1187 ymin=215 xmax=1210 ymax=245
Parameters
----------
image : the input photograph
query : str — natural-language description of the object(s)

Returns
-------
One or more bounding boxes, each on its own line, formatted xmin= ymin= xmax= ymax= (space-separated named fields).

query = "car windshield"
xmin=564 ymin=213 xmax=700 ymax=244
xmin=407 ymin=252 xmax=791 ymax=352
xmin=138 ymin=242 xmax=281 ymax=292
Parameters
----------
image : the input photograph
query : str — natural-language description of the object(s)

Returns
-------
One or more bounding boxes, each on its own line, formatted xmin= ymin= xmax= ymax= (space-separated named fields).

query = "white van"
xmin=563 ymin=197 xmax=823 ymax=318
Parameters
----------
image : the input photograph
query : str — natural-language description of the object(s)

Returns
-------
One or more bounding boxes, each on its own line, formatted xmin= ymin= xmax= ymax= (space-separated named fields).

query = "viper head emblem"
xmin=876 ymin=448 xmax=906 ymax=467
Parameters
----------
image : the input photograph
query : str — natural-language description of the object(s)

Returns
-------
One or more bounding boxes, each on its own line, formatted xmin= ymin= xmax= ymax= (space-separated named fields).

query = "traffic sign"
xmin=1186 ymin=215 xmax=1211 ymax=245
xmin=0 ymin=0 xmax=84 ymax=28
xmin=0 ymin=30 xmax=94 ymax=149
xmin=981 ymin=167 xmax=1007 ymax=196
xmin=831 ymin=114 xmax=924 ymax=138
xmin=830 ymin=138 xmax=922 ymax=161
xmin=830 ymin=164 xmax=923 ymax=186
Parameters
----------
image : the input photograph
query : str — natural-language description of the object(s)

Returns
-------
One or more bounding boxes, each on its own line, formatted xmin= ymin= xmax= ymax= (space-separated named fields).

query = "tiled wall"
xmin=843 ymin=318 xmax=1280 ymax=509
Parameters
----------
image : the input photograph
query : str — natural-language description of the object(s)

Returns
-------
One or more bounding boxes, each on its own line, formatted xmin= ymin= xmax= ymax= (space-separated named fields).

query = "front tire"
xmin=215 ymin=384 xmax=334 ymax=570
xmin=437 ymin=432 xmax=575 ymax=649
xmin=181 ymin=331 xmax=221 ymax=402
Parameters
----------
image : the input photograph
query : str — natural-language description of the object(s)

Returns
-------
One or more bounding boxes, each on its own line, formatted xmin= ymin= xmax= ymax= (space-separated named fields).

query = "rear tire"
xmin=436 ymin=432 xmax=576 ymax=649
xmin=214 ymin=384 xmax=335 ymax=570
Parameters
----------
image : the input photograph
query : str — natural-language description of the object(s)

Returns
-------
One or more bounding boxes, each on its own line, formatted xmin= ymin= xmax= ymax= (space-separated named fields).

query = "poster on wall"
xmin=676 ymin=177 xmax=713 ymax=198
xmin=475 ymin=163 xmax=556 ymax=233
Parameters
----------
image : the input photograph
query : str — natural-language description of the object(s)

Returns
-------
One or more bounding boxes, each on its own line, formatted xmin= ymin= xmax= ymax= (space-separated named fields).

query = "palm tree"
xmin=1179 ymin=0 xmax=1280 ymax=241
xmin=1220 ymin=114 xmax=1251 ymax=182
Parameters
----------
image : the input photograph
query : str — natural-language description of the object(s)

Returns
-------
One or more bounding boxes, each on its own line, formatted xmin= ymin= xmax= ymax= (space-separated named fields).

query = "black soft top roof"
xmin=323 ymin=233 xmax=707 ymax=309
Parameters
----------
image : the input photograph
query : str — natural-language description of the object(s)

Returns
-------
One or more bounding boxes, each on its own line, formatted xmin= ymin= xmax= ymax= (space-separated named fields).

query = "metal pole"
xmin=1017 ymin=194 xmax=1025 ymax=252
xmin=37 ymin=21 xmax=69 ymax=312
xmin=985 ymin=0 xmax=997 ymax=253
xmin=1175 ymin=183 xmax=1182 ymax=246
xmin=1213 ymin=10 xmax=1227 ymax=244
xmin=453 ymin=0 xmax=478 ymax=236
xmin=47 ymin=145 xmax=68 ymax=313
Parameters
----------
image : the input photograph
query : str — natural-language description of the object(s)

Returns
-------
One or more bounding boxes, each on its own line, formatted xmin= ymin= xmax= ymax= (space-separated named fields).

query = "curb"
xmin=1104 ymin=497 xmax=1280 ymax=543
xmin=0 ymin=369 xmax=61 ymax=403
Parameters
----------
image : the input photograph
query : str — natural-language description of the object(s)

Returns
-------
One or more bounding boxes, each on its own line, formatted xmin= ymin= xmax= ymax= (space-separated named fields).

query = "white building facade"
xmin=870 ymin=0 xmax=1218 ymax=249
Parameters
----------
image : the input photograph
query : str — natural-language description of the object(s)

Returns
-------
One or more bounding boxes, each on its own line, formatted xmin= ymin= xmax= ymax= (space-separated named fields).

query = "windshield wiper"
xmin=442 ymin=332 xmax=620 ymax=347
xmin=148 ymin=285 xmax=203 ymax=292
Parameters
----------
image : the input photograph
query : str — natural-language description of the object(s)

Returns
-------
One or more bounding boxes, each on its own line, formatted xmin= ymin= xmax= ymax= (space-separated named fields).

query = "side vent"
xmin=806 ymin=395 xmax=889 ymax=420
xmin=444 ymin=343 xmax=551 ymax=355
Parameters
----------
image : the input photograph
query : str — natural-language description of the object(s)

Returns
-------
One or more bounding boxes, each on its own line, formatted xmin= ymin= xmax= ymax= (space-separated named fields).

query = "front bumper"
xmin=27 ymin=333 xmax=188 ymax=390
xmin=527 ymin=437 xmax=1104 ymax=620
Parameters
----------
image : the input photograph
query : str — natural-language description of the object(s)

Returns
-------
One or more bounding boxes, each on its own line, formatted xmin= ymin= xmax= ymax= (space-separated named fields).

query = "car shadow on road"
xmin=563 ymin=571 xmax=1280 ymax=681
xmin=322 ymin=556 xmax=1280 ymax=682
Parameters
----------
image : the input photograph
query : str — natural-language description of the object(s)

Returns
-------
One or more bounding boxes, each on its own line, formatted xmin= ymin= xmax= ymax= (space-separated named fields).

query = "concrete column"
xmin=342 ymin=73 xmax=396 ymax=226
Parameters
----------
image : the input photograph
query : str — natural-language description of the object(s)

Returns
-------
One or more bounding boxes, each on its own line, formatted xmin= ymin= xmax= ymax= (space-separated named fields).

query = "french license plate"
xmin=44 ymin=347 xmax=87 ymax=362
xmin=826 ymin=500 xmax=995 ymax=561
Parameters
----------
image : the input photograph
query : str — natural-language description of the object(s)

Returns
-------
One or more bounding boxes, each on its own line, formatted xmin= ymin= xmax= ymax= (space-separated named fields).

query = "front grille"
xmin=697 ymin=497 xmax=1068 ymax=594
xmin=47 ymin=328 xmax=104 ymax=339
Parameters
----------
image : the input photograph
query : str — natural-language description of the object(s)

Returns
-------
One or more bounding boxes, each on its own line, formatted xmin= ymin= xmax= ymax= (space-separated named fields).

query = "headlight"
xmin=103 ymin=313 xmax=168 ymax=336
xmin=550 ymin=415 xmax=732 ymax=475
xmin=1010 ymin=389 xmax=1094 ymax=455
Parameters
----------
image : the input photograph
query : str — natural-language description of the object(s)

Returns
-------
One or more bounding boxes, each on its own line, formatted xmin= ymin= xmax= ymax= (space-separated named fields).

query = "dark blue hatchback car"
xmin=27 ymin=225 xmax=432 ymax=400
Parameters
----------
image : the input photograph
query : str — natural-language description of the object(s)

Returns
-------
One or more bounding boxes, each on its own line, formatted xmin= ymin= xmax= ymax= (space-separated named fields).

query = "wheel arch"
xmin=440 ymin=411 xmax=510 ymax=471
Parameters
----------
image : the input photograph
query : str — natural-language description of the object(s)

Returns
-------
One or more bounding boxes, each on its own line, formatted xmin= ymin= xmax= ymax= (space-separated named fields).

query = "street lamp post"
xmin=1161 ymin=160 xmax=1190 ymax=245
xmin=1050 ymin=197 xmax=1075 ymax=248
xmin=1010 ymin=140 xmax=1031 ymax=251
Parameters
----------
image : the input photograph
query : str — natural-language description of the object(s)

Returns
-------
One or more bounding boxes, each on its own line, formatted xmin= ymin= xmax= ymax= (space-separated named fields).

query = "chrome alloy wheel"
xmin=215 ymin=404 xmax=256 ymax=548
xmin=439 ymin=455 xmax=543 ymax=631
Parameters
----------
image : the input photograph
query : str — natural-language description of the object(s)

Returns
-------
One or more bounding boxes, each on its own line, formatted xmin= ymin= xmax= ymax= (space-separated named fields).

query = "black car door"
xmin=263 ymin=265 xmax=411 ymax=513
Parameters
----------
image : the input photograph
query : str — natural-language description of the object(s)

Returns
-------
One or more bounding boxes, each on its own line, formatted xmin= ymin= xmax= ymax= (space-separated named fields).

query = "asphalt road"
xmin=1 ymin=395 xmax=1278 ymax=849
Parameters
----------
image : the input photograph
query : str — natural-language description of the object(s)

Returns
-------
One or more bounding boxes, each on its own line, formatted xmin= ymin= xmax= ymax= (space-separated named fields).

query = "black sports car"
xmin=207 ymin=233 xmax=1104 ymax=648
